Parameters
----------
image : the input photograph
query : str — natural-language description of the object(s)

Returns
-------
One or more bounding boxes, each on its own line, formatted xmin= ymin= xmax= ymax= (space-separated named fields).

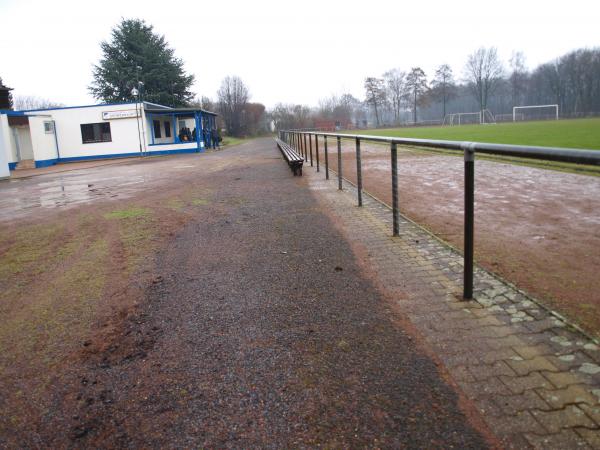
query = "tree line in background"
xmin=273 ymin=46 xmax=600 ymax=130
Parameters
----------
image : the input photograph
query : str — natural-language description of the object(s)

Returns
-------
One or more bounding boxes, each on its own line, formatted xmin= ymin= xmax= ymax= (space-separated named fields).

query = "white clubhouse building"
xmin=0 ymin=101 xmax=218 ymax=178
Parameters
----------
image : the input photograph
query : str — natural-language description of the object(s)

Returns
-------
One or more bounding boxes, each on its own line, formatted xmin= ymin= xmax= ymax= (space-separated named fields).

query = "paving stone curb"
xmin=304 ymin=167 xmax=600 ymax=448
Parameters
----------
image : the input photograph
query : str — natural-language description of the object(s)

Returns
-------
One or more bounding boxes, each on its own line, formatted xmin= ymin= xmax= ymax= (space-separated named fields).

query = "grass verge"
xmin=350 ymin=118 xmax=600 ymax=149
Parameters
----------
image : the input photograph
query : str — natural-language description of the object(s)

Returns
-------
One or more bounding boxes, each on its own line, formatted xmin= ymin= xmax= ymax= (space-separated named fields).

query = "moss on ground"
xmin=0 ymin=205 xmax=159 ymax=379
xmin=0 ymin=234 xmax=109 ymax=377
xmin=0 ymin=182 xmax=218 ymax=388
xmin=104 ymin=207 xmax=151 ymax=219
xmin=190 ymin=198 xmax=209 ymax=206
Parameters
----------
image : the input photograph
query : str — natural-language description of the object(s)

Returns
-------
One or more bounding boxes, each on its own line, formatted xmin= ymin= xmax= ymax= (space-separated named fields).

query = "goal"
xmin=513 ymin=104 xmax=559 ymax=122
xmin=443 ymin=110 xmax=496 ymax=126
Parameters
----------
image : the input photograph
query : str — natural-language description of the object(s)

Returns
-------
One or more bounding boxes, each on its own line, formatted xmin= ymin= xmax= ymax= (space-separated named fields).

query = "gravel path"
xmin=46 ymin=139 xmax=492 ymax=447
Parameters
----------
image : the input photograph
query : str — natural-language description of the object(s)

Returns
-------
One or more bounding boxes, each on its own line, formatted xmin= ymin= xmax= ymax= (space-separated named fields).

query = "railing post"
xmin=337 ymin=136 xmax=342 ymax=190
xmin=315 ymin=134 xmax=320 ymax=172
xmin=355 ymin=137 xmax=363 ymax=206
xmin=463 ymin=145 xmax=475 ymax=300
xmin=391 ymin=142 xmax=399 ymax=236
xmin=324 ymin=135 xmax=329 ymax=180
xmin=303 ymin=133 xmax=308 ymax=161
xmin=309 ymin=133 xmax=313 ymax=167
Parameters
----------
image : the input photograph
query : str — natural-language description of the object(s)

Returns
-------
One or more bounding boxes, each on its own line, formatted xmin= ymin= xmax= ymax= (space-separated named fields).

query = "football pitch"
xmin=350 ymin=118 xmax=600 ymax=150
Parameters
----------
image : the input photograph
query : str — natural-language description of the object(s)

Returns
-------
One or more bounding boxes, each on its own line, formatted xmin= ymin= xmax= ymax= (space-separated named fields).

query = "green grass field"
xmin=221 ymin=136 xmax=250 ymax=147
xmin=350 ymin=118 xmax=600 ymax=150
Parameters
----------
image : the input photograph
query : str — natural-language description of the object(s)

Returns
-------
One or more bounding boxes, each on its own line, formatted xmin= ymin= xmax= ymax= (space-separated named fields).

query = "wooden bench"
xmin=275 ymin=138 xmax=304 ymax=176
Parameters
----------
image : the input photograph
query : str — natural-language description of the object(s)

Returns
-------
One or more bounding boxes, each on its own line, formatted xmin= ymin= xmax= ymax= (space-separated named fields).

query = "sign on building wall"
xmin=101 ymin=110 xmax=140 ymax=120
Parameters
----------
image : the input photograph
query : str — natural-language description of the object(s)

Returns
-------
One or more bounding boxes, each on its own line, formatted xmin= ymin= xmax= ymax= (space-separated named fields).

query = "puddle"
xmin=0 ymin=164 xmax=164 ymax=221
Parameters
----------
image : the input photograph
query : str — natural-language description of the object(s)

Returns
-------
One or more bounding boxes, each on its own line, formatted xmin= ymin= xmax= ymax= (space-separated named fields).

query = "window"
xmin=43 ymin=121 xmax=54 ymax=134
xmin=80 ymin=122 xmax=111 ymax=144
xmin=153 ymin=120 xmax=162 ymax=139
xmin=164 ymin=121 xmax=171 ymax=138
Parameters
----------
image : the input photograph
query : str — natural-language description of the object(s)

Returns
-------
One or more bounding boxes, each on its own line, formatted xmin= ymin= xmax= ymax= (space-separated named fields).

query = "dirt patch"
xmin=0 ymin=158 xmax=219 ymax=445
xmin=323 ymin=140 xmax=600 ymax=337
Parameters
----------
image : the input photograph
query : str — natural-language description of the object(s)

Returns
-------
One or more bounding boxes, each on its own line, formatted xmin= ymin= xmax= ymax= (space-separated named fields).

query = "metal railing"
xmin=279 ymin=129 xmax=600 ymax=300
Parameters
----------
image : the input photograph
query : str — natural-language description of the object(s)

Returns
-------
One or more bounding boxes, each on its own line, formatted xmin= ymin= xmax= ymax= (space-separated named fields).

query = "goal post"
xmin=443 ymin=110 xmax=496 ymax=126
xmin=513 ymin=104 xmax=559 ymax=122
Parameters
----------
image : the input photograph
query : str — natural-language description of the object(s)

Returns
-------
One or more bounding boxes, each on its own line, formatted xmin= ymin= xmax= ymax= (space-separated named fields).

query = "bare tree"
xmin=509 ymin=51 xmax=528 ymax=107
xmin=430 ymin=64 xmax=455 ymax=118
xmin=188 ymin=95 xmax=215 ymax=111
xmin=464 ymin=47 xmax=504 ymax=115
xmin=317 ymin=93 xmax=360 ymax=123
xmin=270 ymin=103 xmax=314 ymax=130
xmin=405 ymin=67 xmax=428 ymax=123
xmin=217 ymin=76 xmax=249 ymax=137
xmin=292 ymin=104 xmax=313 ymax=129
xmin=364 ymin=77 xmax=386 ymax=127
xmin=201 ymin=96 xmax=215 ymax=111
xmin=243 ymin=102 xmax=267 ymax=135
xmin=13 ymin=95 xmax=64 ymax=110
xmin=270 ymin=104 xmax=296 ymax=130
xmin=383 ymin=69 xmax=406 ymax=123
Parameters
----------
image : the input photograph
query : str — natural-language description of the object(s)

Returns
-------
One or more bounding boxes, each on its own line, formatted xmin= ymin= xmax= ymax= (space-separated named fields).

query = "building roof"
xmin=5 ymin=101 xmax=217 ymax=116
xmin=144 ymin=106 xmax=218 ymax=116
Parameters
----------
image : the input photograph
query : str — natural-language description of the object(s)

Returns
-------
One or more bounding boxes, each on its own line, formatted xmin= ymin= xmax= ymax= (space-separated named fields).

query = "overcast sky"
xmin=1 ymin=0 xmax=598 ymax=108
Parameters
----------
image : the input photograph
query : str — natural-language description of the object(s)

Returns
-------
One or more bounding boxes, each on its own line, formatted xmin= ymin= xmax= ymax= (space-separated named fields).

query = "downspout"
xmin=195 ymin=112 xmax=201 ymax=152
xmin=172 ymin=114 xmax=178 ymax=143
xmin=134 ymin=100 xmax=142 ymax=154
xmin=52 ymin=120 xmax=60 ymax=160
xmin=149 ymin=113 xmax=155 ymax=145
xmin=140 ymin=103 xmax=148 ymax=154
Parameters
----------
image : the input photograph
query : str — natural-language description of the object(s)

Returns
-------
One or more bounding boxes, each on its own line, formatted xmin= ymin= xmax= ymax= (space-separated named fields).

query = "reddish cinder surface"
xmin=0 ymin=139 xmax=494 ymax=448
xmin=324 ymin=140 xmax=600 ymax=336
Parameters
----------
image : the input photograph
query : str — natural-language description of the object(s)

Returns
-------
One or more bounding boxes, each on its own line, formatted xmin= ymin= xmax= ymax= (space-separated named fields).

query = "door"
xmin=15 ymin=126 xmax=33 ymax=160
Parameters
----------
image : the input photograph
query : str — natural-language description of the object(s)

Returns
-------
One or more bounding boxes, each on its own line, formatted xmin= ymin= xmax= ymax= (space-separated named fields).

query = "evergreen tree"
xmin=89 ymin=19 xmax=194 ymax=106
xmin=0 ymin=77 xmax=13 ymax=110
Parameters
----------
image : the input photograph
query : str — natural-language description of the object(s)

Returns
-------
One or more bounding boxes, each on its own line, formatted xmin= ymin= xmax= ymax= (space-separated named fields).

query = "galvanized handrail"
xmin=279 ymin=129 xmax=600 ymax=300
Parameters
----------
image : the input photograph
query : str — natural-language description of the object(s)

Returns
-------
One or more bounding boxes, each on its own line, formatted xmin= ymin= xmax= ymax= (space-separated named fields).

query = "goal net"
xmin=443 ymin=110 xmax=496 ymax=126
xmin=513 ymin=104 xmax=559 ymax=122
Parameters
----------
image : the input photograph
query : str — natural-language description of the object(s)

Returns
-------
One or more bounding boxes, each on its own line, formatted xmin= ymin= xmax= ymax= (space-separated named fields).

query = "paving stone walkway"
xmin=303 ymin=163 xmax=600 ymax=449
